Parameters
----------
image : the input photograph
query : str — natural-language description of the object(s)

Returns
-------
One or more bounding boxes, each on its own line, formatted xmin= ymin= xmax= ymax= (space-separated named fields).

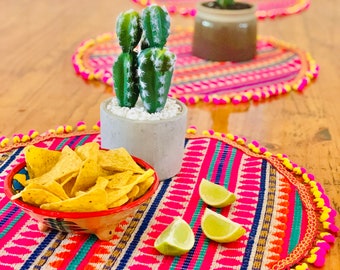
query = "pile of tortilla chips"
xmin=11 ymin=142 xmax=155 ymax=212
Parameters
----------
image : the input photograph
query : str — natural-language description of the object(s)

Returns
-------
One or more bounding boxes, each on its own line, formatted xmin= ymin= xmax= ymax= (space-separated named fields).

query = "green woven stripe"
xmin=206 ymin=140 xmax=222 ymax=180
xmin=223 ymin=147 xmax=236 ymax=187
xmin=77 ymin=134 xmax=91 ymax=146
xmin=55 ymin=138 xmax=70 ymax=150
xmin=0 ymin=203 xmax=25 ymax=238
xmin=288 ymin=190 xmax=303 ymax=253
xmin=193 ymin=238 xmax=211 ymax=270
xmin=0 ymin=202 xmax=12 ymax=215
xmin=67 ymin=234 xmax=98 ymax=269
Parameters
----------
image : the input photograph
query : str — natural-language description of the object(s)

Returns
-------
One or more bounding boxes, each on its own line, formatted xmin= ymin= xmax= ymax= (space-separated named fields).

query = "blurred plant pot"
xmin=192 ymin=2 xmax=257 ymax=62
xmin=100 ymin=97 xmax=187 ymax=181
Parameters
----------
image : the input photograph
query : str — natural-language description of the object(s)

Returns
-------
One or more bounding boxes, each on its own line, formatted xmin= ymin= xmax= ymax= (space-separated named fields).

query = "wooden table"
xmin=0 ymin=1 xmax=339 ymax=269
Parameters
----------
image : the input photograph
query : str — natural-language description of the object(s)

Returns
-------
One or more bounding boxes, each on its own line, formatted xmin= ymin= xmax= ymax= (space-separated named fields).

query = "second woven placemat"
xmin=72 ymin=28 xmax=318 ymax=105
xmin=131 ymin=0 xmax=311 ymax=19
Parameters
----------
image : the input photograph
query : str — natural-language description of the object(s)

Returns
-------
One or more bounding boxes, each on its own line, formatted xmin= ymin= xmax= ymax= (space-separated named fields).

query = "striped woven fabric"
xmin=72 ymin=29 xmax=319 ymax=105
xmin=0 ymin=131 xmax=337 ymax=269
xmin=131 ymin=0 xmax=311 ymax=19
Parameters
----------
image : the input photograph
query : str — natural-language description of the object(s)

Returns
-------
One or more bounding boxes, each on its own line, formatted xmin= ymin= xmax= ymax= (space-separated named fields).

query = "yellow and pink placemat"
xmin=72 ymin=29 xmax=318 ymax=105
xmin=131 ymin=0 xmax=311 ymax=19
xmin=0 ymin=123 xmax=338 ymax=269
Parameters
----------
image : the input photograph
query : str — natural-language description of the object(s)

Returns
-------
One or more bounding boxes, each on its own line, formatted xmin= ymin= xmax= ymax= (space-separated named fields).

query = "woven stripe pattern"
xmin=72 ymin=29 xmax=319 ymax=105
xmin=0 ymin=131 xmax=336 ymax=269
xmin=131 ymin=0 xmax=311 ymax=19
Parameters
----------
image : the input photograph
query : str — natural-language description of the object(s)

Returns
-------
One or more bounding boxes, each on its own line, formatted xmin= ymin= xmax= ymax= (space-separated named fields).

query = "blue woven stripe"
xmin=178 ymin=199 xmax=204 ymax=269
xmin=223 ymin=146 xmax=237 ymax=187
xmin=216 ymin=142 xmax=230 ymax=185
xmin=240 ymin=159 xmax=267 ymax=270
xmin=0 ymin=148 xmax=22 ymax=171
xmin=171 ymin=227 xmax=206 ymax=270
xmin=115 ymin=179 xmax=171 ymax=269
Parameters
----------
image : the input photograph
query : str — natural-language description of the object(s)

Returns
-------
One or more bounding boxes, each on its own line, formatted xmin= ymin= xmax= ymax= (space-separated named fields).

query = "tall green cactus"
xmin=113 ymin=52 xmax=139 ymax=108
xmin=141 ymin=5 xmax=170 ymax=48
xmin=138 ymin=47 xmax=176 ymax=113
xmin=116 ymin=9 xmax=142 ymax=52
xmin=113 ymin=10 xmax=142 ymax=107
xmin=138 ymin=5 xmax=175 ymax=113
xmin=112 ymin=5 xmax=176 ymax=113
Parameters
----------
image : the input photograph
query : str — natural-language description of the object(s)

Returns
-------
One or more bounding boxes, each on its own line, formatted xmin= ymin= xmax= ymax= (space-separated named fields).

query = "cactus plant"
xmin=141 ymin=5 xmax=170 ymax=48
xmin=115 ymin=9 xmax=142 ymax=53
xmin=113 ymin=5 xmax=176 ymax=113
xmin=216 ymin=0 xmax=235 ymax=9
xmin=113 ymin=52 xmax=139 ymax=108
xmin=138 ymin=47 xmax=176 ymax=113
xmin=114 ymin=9 xmax=142 ymax=108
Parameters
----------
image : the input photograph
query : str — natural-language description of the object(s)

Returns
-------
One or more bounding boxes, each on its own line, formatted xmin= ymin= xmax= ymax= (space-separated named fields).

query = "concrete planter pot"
xmin=100 ymin=97 xmax=188 ymax=181
xmin=192 ymin=2 xmax=257 ymax=62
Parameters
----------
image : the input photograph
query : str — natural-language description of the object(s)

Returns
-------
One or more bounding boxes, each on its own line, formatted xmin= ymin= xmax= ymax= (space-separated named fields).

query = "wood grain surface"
xmin=0 ymin=1 xmax=339 ymax=268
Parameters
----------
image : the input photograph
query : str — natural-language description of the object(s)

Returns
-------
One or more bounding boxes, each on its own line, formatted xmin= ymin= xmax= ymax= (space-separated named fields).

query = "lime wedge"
xmin=154 ymin=217 xmax=195 ymax=256
xmin=199 ymin=178 xmax=236 ymax=208
xmin=201 ymin=208 xmax=246 ymax=243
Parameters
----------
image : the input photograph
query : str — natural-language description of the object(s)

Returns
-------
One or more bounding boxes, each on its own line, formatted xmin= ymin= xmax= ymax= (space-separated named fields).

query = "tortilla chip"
xmin=98 ymin=148 xmax=145 ymax=173
xmin=70 ymin=157 xmax=100 ymax=196
xmin=30 ymin=145 xmax=82 ymax=186
xmin=136 ymin=176 xmax=155 ymax=198
xmin=24 ymin=145 xmax=61 ymax=178
xmin=43 ymin=181 xmax=69 ymax=200
xmin=129 ymin=169 xmax=155 ymax=186
xmin=107 ymin=195 xmax=129 ymax=208
xmin=18 ymin=188 xmax=62 ymax=206
xmin=41 ymin=188 xmax=108 ymax=212
xmin=106 ymin=186 xmax=134 ymax=206
xmin=106 ymin=171 xmax=134 ymax=189
xmin=75 ymin=142 xmax=100 ymax=161
xmin=60 ymin=172 xmax=78 ymax=187
xmin=62 ymin=177 xmax=76 ymax=197
xmin=127 ymin=185 xmax=140 ymax=202
xmin=90 ymin=177 xmax=109 ymax=191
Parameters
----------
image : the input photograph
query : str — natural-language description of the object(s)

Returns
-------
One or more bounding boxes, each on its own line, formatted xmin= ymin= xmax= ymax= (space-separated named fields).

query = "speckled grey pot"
xmin=100 ymin=98 xmax=187 ymax=180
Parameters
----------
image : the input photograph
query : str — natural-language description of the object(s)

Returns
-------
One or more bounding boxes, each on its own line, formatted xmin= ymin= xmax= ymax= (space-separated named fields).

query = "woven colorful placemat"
xmin=131 ymin=0 xmax=311 ymax=19
xmin=0 ymin=125 xmax=338 ymax=269
xmin=72 ymin=28 xmax=319 ymax=105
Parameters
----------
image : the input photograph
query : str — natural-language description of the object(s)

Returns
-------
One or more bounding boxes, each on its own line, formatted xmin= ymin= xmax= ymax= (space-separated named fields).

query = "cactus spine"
xmin=113 ymin=5 xmax=176 ymax=113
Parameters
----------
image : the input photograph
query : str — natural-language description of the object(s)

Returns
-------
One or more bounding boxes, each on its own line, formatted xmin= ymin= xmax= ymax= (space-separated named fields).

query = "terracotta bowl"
xmin=4 ymin=156 xmax=159 ymax=241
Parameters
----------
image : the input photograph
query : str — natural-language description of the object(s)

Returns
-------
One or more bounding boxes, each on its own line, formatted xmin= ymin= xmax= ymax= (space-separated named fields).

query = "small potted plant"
xmin=100 ymin=5 xmax=187 ymax=181
xmin=192 ymin=0 xmax=257 ymax=62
